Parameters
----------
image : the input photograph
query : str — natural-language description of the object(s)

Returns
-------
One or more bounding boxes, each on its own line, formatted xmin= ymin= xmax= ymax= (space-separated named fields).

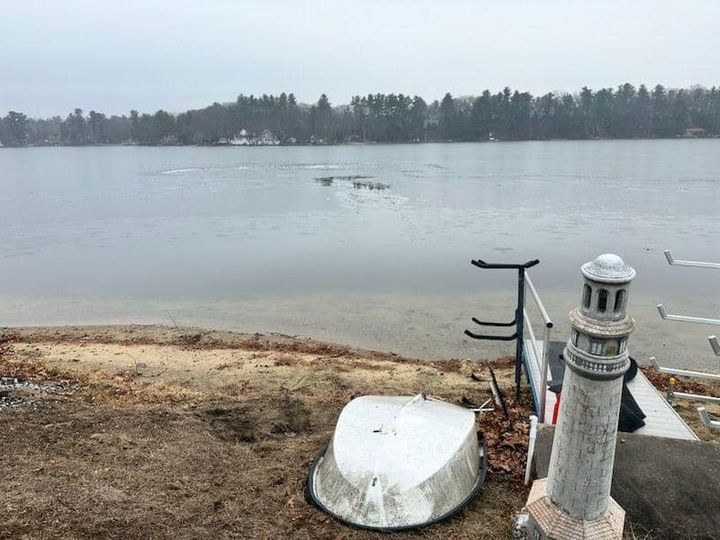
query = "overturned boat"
xmin=307 ymin=394 xmax=486 ymax=531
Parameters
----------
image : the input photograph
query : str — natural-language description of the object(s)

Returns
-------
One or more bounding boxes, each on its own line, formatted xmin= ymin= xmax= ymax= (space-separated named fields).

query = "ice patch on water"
xmin=302 ymin=164 xmax=340 ymax=170
xmin=160 ymin=167 xmax=202 ymax=175
xmin=160 ymin=165 xmax=250 ymax=175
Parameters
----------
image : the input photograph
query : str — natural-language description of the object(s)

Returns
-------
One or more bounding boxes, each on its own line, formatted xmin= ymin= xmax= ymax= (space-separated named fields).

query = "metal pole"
xmin=515 ymin=267 xmax=526 ymax=401
xmin=710 ymin=336 xmax=720 ymax=356
xmin=668 ymin=390 xmax=720 ymax=404
xmin=466 ymin=258 xmax=539 ymax=402
xmin=649 ymin=357 xmax=720 ymax=382
xmin=539 ymin=323 xmax=551 ymax=423
xmin=698 ymin=407 xmax=720 ymax=430
xmin=665 ymin=250 xmax=720 ymax=269
xmin=524 ymin=415 xmax=538 ymax=485
xmin=657 ymin=304 xmax=720 ymax=326
xmin=526 ymin=275 xmax=552 ymax=328
xmin=526 ymin=273 xmax=553 ymax=422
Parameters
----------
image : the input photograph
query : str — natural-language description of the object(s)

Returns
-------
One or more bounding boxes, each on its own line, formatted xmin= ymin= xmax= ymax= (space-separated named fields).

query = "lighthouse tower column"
xmin=526 ymin=254 xmax=636 ymax=540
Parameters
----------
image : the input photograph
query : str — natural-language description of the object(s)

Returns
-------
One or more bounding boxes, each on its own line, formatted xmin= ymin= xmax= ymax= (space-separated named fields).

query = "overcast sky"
xmin=2 ymin=0 xmax=719 ymax=118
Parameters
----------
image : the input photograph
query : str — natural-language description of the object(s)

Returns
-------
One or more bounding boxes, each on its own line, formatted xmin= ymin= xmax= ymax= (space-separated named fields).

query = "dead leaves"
xmin=478 ymin=400 xmax=531 ymax=480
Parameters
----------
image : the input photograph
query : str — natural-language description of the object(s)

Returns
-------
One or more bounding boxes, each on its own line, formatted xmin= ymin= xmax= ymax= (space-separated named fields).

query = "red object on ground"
xmin=551 ymin=393 xmax=561 ymax=424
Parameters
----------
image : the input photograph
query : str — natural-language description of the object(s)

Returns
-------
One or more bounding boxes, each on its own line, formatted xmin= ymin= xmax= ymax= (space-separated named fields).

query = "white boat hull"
xmin=308 ymin=394 xmax=486 ymax=530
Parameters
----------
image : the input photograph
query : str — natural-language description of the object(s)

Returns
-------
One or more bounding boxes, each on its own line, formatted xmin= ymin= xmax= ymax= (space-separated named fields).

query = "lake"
xmin=1 ymin=141 xmax=719 ymax=368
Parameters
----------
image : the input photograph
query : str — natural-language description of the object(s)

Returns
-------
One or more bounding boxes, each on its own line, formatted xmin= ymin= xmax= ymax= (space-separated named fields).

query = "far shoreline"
xmin=2 ymin=136 xmax=719 ymax=150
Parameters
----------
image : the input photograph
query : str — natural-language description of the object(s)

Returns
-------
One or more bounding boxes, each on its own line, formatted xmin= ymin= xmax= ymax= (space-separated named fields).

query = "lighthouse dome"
xmin=581 ymin=253 xmax=636 ymax=283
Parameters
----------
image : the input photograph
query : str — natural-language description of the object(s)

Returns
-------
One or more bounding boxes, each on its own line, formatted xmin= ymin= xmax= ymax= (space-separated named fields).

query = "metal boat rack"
xmin=652 ymin=250 xmax=720 ymax=430
xmin=464 ymin=258 xmax=553 ymax=421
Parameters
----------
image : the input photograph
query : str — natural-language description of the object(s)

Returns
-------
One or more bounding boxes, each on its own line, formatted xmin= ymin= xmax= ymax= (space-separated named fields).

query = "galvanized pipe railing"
xmin=668 ymin=390 xmax=720 ymax=404
xmin=664 ymin=250 xmax=720 ymax=269
xmin=649 ymin=357 xmax=720 ymax=382
xmin=523 ymin=309 xmax=542 ymax=368
xmin=657 ymin=304 xmax=720 ymax=326
xmin=698 ymin=407 xmax=720 ymax=430
xmin=656 ymin=249 xmax=720 ymax=429
xmin=710 ymin=336 xmax=720 ymax=356
xmin=524 ymin=273 xmax=553 ymax=422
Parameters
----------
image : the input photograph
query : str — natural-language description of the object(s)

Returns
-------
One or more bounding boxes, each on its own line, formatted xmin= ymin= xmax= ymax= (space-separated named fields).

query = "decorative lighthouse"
xmin=526 ymin=254 xmax=636 ymax=539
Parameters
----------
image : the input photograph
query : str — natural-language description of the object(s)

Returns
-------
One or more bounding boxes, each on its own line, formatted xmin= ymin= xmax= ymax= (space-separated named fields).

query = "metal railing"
xmin=463 ymin=258 xmax=554 ymax=419
xmin=698 ymin=407 xmax=720 ymax=429
xmin=657 ymin=304 xmax=720 ymax=326
xmin=652 ymin=250 xmax=720 ymax=429
xmin=464 ymin=258 xmax=539 ymax=401
xmin=649 ymin=357 xmax=720 ymax=382
xmin=710 ymin=336 xmax=720 ymax=356
xmin=664 ymin=249 xmax=720 ymax=269
xmin=523 ymin=273 xmax=553 ymax=422
xmin=668 ymin=390 xmax=720 ymax=404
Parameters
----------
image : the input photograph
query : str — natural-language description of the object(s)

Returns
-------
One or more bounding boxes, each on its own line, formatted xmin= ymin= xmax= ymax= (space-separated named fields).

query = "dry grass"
xmin=3 ymin=327 xmax=710 ymax=539
xmin=0 ymin=326 xmax=530 ymax=540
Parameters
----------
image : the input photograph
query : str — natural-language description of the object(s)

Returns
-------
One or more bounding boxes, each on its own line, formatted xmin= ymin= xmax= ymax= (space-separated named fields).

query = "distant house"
xmin=258 ymin=129 xmax=280 ymax=145
xmin=229 ymin=129 xmax=252 ymax=145
xmin=227 ymin=128 xmax=280 ymax=146
xmin=684 ymin=127 xmax=706 ymax=138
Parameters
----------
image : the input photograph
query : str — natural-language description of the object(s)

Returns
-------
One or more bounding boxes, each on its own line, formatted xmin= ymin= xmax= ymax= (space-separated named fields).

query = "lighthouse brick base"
xmin=526 ymin=479 xmax=625 ymax=540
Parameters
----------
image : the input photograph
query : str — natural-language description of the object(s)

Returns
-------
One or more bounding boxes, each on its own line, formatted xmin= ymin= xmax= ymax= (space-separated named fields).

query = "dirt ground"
xmin=0 ymin=325 xmax=532 ymax=540
xmin=1 ymin=325 xmax=717 ymax=540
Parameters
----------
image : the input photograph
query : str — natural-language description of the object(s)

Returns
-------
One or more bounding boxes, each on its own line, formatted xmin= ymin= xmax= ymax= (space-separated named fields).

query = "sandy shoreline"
xmin=3 ymin=288 xmax=718 ymax=370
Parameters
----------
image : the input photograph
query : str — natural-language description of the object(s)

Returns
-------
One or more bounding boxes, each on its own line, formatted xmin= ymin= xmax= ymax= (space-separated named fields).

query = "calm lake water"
xmin=1 ymin=141 xmax=719 ymax=367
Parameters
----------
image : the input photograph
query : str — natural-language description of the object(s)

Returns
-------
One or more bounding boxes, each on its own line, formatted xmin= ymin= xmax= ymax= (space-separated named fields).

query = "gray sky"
xmin=2 ymin=0 xmax=719 ymax=118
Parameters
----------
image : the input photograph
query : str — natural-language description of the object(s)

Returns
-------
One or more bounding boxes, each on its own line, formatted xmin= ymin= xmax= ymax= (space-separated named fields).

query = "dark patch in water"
xmin=352 ymin=181 xmax=389 ymax=191
xmin=315 ymin=174 xmax=375 ymax=187
xmin=315 ymin=175 xmax=389 ymax=190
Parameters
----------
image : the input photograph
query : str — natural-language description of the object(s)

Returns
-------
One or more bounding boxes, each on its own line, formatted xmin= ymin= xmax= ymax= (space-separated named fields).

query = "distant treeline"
xmin=2 ymin=83 xmax=719 ymax=147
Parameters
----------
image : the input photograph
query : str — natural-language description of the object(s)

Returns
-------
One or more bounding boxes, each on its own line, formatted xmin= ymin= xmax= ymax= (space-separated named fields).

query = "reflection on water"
xmin=0 ymin=141 xmax=719 ymax=367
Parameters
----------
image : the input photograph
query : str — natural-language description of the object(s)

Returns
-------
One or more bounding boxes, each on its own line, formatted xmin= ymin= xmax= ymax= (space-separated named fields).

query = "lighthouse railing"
xmin=524 ymin=273 xmax=553 ymax=422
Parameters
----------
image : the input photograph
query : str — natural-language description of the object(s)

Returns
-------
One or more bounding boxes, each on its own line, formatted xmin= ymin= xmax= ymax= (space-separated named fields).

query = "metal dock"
xmin=524 ymin=339 xmax=698 ymax=441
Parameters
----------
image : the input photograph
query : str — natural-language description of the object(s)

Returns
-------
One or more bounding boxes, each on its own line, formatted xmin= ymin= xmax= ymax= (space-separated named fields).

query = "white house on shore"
xmin=224 ymin=128 xmax=280 ymax=146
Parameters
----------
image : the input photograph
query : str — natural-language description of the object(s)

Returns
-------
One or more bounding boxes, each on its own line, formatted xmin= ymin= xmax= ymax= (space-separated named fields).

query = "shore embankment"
xmin=0 ymin=325 xmax=531 ymax=540
xmin=1 ymin=325 xmax=717 ymax=538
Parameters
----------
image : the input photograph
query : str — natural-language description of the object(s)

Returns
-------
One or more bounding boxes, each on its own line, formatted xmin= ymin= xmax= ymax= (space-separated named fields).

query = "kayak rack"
xmin=652 ymin=249 xmax=720 ymax=430
xmin=464 ymin=258 xmax=550 ymax=408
